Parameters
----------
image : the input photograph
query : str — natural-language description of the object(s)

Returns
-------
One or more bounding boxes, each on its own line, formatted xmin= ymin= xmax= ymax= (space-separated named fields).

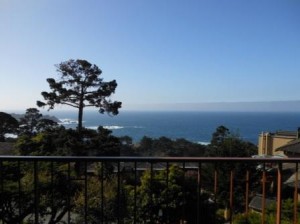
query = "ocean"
xmin=46 ymin=110 xmax=300 ymax=146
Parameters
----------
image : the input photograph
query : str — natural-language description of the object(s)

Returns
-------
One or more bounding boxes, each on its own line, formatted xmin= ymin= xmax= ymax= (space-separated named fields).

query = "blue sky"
xmin=0 ymin=0 xmax=299 ymax=112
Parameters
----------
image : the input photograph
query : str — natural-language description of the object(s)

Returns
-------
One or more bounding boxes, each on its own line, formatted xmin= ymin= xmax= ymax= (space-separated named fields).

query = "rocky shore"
xmin=10 ymin=113 xmax=61 ymax=123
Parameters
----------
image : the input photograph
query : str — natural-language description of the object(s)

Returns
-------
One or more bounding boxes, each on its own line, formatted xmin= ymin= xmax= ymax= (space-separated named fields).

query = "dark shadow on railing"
xmin=0 ymin=156 xmax=299 ymax=224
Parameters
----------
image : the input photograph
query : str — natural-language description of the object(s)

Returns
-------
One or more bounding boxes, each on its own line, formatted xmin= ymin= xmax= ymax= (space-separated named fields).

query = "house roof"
xmin=276 ymin=138 xmax=300 ymax=153
xmin=275 ymin=131 xmax=298 ymax=137
xmin=284 ymin=171 xmax=300 ymax=188
xmin=249 ymin=195 xmax=276 ymax=212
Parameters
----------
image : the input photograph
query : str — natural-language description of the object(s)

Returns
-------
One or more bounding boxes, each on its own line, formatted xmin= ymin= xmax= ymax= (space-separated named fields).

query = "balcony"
xmin=0 ymin=156 xmax=299 ymax=224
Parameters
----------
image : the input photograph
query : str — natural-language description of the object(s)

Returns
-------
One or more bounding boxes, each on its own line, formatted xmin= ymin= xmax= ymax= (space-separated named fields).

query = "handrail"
xmin=0 ymin=155 xmax=299 ymax=163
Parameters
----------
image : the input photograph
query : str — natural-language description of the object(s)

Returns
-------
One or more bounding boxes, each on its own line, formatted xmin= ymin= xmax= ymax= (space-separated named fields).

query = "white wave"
xmin=197 ymin=141 xmax=210 ymax=145
xmin=86 ymin=125 xmax=143 ymax=130
xmin=103 ymin=125 xmax=124 ymax=130
xmin=5 ymin=133 xmax=18 ymax=138
xmin=59 ymin=118 xmax=78 ymax=125
xmin=87 ymin=126 xmax=99 ymax=130
xmin=86 ymin=125 xmax=124 ymax=130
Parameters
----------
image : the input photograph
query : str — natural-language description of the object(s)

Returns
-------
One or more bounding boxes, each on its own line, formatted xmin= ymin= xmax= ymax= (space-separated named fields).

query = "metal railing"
xmin=0 ymin=156 xmax=299 ymax=224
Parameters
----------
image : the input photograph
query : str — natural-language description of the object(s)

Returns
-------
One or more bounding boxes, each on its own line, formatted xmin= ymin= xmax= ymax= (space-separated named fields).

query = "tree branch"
xmin=60 ymin=102 xmax=79 ymax=108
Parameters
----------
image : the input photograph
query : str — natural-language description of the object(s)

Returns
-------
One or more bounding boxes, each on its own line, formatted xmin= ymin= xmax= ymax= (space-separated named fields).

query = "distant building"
xmin=258 ymin=130 xmax=299 ymax=156
xmin=276 ymin=138 xmax=300 ymax=157
xmin=249 ymin=194 xmax=276 ymax=214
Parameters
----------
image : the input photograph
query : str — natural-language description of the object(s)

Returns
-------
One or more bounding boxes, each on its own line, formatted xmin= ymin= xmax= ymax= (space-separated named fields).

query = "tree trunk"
xmin=78 ymin=89 xmax=84 ymax=134
xmin=78 ymin=105 xmax=83 ymax=134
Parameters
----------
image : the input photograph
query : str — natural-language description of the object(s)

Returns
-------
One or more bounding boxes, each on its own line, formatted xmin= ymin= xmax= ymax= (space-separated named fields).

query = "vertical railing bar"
xmin=101 ymin=162 xmax=104 ymax=224
xmin=295 ymin=162 xmax=298 ymax=224
xmin=0 ymin=160 xmax=2 ymax=190
xmin=67 ymin=162 xmax=71 ymax=224
xmin=34 ymin=160 xmax=39 ymax=224
xmin=150 ymin=162 xmax=153 ymax=224
xmin=245 ymin=170 xmax=250 ymax=215
xmin=0 ymin=160 xmax=3 ymax=223
xmin=50 ymin=161 xmax=54 ymax=222
xmin=0 ymin=160 xmax=3 ymax=224
xmin=262 ymin=163 xmax=266 ymax=224
xmin=182 ymin=161 xmax=186 ymax=223
xmin=197 ymin=162 xmax=202 ymax=224
xmin=117 ymin=161 xmax=121 ymax=224
xmin=229 ymin=169 xmax=234 ymax=224
xmin=18 ymin=161 xmax=22 ymax=222
xmin=166 ymin=162 xmax=170 ymax=223
xmin=294 ymin=162 xmax=298 ymax=224
xmin=84 ymin=161 xmax=88 ymax=224
xmin=214 ymin=163 xmax=218 ymax=224
xmin=276 ymin=162 xmax=282 ymax=224
xmin=214 ymin=164 xmax=218 ymax=201
xmin=134 ymin=161 xmax=137 ymax=224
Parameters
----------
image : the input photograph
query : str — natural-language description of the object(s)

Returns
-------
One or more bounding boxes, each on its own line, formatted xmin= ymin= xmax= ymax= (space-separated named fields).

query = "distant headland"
xmin=10 ymin=113 xmax=61 ymax=123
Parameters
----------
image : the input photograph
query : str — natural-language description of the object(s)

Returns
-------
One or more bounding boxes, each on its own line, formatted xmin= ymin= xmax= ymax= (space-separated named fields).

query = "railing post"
xmin=117 ymin=161 xmax=121 ymax=224
xmin=166 ymin=162 xmax=170 ymax=223
xmin=197 ymin=162 xmax=202 ymax=224
xmin=294 ymin=163 xmax=298 ymax=224
xmin=262 ymin=164 xmax=266 ymax=224
xmin=134 ymin=161 xmax=137 ymax=224
xmin=101 ymin=162 xmax=104 ymax=224
xmin=0 ymin=160 xmax=3 ymax=223
xmin=50 ymin=161 xmax=54 ymax=221
xmin=67 ymin=162 xmax=71 ymax=224
xmin=214 ymin=164 xmax=218 ymax=224
xmin=18 ymin=161 xmax=22 ymax=220
xmin=150 ymin=162 xmax=153 ymax=224
xmin=182 ymin=162 xmax=186 ymax=223
xmin=229 ymin=169 xmax=234 ymax=224
xmin=214 ymin=165 xmax=218 ymax=201
xmin=276 ymin=163 xmax=282 ymax=224
xmin=34 ymin=160 xmax=39 ymax=224
xmin=245 ymin=170 xmax=249 ymax=215
xmin=84 ymin=161 xmax=88 ymax=224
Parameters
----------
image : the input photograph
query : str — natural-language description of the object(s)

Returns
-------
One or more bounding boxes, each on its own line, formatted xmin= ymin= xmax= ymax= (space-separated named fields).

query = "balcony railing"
xmin=0 ymin=156 xmax=299 ymax=224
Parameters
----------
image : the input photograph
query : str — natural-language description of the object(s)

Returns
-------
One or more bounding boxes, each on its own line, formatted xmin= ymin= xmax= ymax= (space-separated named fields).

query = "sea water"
xmin=46 ymin=110 xmax=300 ymax=145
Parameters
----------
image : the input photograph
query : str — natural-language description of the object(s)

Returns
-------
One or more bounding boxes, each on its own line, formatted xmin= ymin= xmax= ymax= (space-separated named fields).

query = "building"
xmin=258 ymin=130 xmax=299 ymax=156
xmin=276 ymin=138 xmax=300 ymax=157
xmin=249 ymin=194 xmax=276 ymax=214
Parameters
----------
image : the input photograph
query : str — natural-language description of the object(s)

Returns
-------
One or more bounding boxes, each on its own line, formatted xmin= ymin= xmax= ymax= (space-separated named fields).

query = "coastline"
xmin=46 ymin=111 xmax=300 ymax=146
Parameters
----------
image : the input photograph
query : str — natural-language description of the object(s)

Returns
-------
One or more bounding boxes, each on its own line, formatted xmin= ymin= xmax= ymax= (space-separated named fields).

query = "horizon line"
xmin=2 ymin=100 xmax=300 ymax=113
